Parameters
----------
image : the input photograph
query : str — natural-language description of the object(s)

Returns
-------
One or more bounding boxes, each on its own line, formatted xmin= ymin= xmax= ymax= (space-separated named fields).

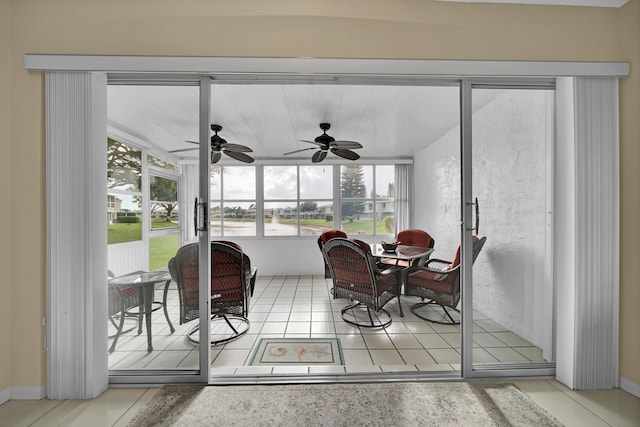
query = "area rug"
xmin=128 ymin=382 xmax=563 ymax=426
xmin=248 ymin=338 xmax=344 ymax=365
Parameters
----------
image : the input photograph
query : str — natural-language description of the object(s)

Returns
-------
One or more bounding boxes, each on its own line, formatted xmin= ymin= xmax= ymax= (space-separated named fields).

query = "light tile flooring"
xmin=108 ymin=275 xmax=547 ymax=375
xmin=2 ymin=380 xmax=639 ymax=427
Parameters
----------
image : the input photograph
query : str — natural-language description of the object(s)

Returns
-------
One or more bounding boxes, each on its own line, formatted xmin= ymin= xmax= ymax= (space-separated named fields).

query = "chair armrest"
xmin=424 ymin=258 xmax=452 ymax=270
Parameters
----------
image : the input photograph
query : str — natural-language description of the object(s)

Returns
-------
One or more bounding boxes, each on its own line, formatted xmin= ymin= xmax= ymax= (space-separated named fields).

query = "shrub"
xmin=384 ymin=216 xmax=395 ymax=233
xmin=117 ymin=216 xmax=140 ymax=224
xmin=325 ymin=215 xmax=333 ymax=221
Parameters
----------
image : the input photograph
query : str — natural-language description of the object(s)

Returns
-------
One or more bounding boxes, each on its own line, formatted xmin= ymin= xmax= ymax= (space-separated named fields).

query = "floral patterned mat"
xmin=248 ymin=338 xmax=344 ymax=365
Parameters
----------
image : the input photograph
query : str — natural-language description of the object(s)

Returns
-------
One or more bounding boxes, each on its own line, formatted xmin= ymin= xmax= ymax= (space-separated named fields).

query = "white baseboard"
xmin=619 ymin=376 xmax=640 ymax=398
xmin=0 ymin=385 xmax=47 ymax=403
xmin=0 ymin=387 xmax=9 ymax=405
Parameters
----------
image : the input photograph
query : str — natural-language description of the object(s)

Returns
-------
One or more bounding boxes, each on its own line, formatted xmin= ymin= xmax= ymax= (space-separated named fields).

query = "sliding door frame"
xmin=33 ymin=55 xmax=626 ymax=395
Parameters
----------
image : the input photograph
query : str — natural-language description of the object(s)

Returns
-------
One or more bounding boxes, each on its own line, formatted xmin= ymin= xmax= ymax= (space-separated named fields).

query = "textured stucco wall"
xmin=414 ymin=90 xmax=551 ymax=349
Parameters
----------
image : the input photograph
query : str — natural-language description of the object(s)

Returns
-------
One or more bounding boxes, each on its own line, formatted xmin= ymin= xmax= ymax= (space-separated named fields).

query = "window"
xmin=210 ymin=166 xmax=256 ymax=236
xmin=340 ymin=165 xmax=395 ymax=235
xmin=107 ymin=138 xmax=142 ymax=244
xmin=149 ymin=175 xmax=179 ymax=230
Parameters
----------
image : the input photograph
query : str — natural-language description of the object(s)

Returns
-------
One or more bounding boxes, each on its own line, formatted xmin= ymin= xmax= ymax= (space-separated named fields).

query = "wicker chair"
xmin=168 ymin=241 xmax=255 ymax=345
xmin=405 ymin=236 xmax=486 ymax=324
xmin=323 ymin=237 xmax=401 ymax=328
xmin=107 ymin=270 xmax=144 ymax=353
xmin=317 ymin=229 xmax=348 ymax=278
xmin=380 ymin=229 xmax=435 ymax=268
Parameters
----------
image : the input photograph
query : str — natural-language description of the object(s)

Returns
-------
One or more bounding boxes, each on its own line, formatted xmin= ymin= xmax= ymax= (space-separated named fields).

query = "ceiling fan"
xmin=169 ymin=124 xmax=255 ymax=164
xmin=283 ymin=123 xmax=362 ymax=163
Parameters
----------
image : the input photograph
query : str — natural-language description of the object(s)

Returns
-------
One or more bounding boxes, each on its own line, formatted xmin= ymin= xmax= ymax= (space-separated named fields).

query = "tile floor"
xmin=1 ymin=380 xmax=639 ymax=427
xmin=108 ymin=275 xmax=547 ymax=375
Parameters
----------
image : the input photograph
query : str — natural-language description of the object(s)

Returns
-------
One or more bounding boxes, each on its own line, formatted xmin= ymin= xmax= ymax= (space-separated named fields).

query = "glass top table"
xmin=108 ymin=270 xmax=173 ymax=352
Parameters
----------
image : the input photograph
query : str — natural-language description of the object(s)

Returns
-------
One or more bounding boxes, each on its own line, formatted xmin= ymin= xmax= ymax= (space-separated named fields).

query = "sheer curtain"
xmin=394 ymin=164 xmax=413 ymax=233
xmin=179 ymin=164 xmax=199 ymax=246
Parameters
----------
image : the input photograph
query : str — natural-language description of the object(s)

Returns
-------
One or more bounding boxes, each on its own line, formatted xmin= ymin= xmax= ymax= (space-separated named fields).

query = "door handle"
xmin=194 ymin=198 xmax=207 ymax=236
xmin=465 ymin=197 xmax=480 ymax=234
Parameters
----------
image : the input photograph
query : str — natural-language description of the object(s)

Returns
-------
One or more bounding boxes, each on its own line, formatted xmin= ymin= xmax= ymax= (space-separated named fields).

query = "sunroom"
xmin=35 ymin=56 xmax=622 ymax=395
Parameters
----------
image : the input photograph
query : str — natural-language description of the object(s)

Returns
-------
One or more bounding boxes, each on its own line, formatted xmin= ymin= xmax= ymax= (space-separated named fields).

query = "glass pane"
xmin=472 ymin=88 xmax=554 ymax=367
xmin=107 ymin=194 xmax=142 ymax=244
xmin=340 ymin=165 xmax=372 ymax=200
xmin=210 ymin=166 xmax=222 ymax=200
xmin=150 ymin=175 xmax=179 ymax=230
xmin=300 ymin=165 xmax=333 ymax=199
xmin=149 ymin=234 xmax=179 ymax=271
xmin=340 ymin=201 xmax=373 ymax=235
xmin=147 ymin=154 xmax=179 ymax=173
xmin=300 ymin=201 xmax=334 ymax=235
xmin=264 ymin=201 xmax=298 ymax=236
xmin=264 ymin=166 xmax=297 ymax=199
xmin=107 ymin=139 xmax=141 ymax=192
xmin=209 ymin=202 xmax=222 ymax=237
xmin=222 ymin=201 xmax=256 ymax=236
xmin=376 ymin=165 xmax=395 ymax=235
xmin=223 ymin=166 xmax=256 ymax=200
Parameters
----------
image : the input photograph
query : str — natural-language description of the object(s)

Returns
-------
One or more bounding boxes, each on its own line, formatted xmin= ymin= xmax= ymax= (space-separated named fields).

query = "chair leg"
xmin=187 ymin=314 xmax=250 ymax=345
xmin=162 ymin=279 xmax=175 ymax=333
xmin=340 ymin=302 xmax=392 ymax=328
xmin=109 ymin=301 xmax=127 ymax=353
xmin=410 ymin=300 xmax=460 ymax=325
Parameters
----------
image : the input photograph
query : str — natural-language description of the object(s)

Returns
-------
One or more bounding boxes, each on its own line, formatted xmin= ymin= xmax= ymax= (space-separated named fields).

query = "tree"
xmin=300 ymin=201 xmax=317 ymax=218
xmin=150 ymin=176 xmax=178 ymax=221
xmin=340 ymin=165 xmax=366 ymax=219
xmin=107 ymin=138 xmax=142 ymax=190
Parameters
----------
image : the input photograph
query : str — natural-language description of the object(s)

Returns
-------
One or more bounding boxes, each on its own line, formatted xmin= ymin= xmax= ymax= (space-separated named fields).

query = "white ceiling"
xmin=108 ymin=83 xmax=479 ymax=163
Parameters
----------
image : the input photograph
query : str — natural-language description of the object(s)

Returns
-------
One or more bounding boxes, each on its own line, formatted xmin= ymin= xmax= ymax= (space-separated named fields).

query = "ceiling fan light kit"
xmin=283 ymin=122 xmax=362 ymax=163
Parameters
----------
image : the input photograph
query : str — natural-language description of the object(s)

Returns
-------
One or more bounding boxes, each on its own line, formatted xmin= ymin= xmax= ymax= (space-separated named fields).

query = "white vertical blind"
xmin=179 ymin=164 xmax=199 ymax=245
xmin=394 ymin=164 xmax=414 ymax=232
xmin=572 ymin=77 xmax=620 ymax=389
xmin=46 ymin=72 xmax=108 ymax=399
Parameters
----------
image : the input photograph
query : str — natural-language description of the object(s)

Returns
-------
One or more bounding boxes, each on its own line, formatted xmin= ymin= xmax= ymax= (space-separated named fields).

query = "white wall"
xmin=414 ymin=90 xmax=552 ymax=349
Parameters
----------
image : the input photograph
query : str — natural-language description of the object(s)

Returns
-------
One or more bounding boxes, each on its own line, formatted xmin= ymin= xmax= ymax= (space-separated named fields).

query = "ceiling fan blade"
xmin=184 ymin=140 xmax=200 ymax=145
xmin=331 ymin=148 xmax=360 ymax=161
xmin=283 ymin=147 xmax=316 ymax=155
xmin=224 ymin=150 xmax=255 ymax=163
xmin=332 ymin=140 xmax=363 ymax=149
xmin=312 ymin=150 xmax=328 ymax=163
xmin=222 ymin=143 xmax=253 ymax=153
xmin=300 ymin=139 xmax=323 ymax=147
xmin=169 ymin=147 xmax=198 ymax=153
xmin=210 ymin=151 xmax=222 ymax=163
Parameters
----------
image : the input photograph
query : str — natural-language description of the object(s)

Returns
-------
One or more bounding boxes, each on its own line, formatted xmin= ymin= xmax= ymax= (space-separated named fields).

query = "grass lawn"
xmin=149 ymin=234 xmax=179 ymax=271
xmin=108 ymin=223 xmax=142 ymax=244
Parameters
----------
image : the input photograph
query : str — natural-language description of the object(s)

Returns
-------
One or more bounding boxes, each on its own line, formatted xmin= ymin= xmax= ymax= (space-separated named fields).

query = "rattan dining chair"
xmin=168 ymin=241 xmax=255 ymax=345
xmin=317 ymin=229 xmax=348 ymax=278
xmin=404 ymin=236 xmax=487 ymax=324
xmin=323 ymin=237 xmax=401 ymax=328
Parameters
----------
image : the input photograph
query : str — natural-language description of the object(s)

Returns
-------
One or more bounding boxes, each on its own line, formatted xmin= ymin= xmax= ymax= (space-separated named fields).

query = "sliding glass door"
xmin=463 ymin=84 xmax=556 ymax=375
xmin=107 ymin=79 xmax=210 ymax=382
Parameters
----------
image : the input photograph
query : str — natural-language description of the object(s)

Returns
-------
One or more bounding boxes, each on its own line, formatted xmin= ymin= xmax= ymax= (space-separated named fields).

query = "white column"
xmin=555 ymin=77 xmax=619 ymax=390
xmin=46 ymin=72 xmax=108 ymax=399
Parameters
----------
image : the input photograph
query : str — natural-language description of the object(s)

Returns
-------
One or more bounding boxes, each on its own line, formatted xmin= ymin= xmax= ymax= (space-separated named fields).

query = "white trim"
xmin=0 ymin=386 xmax=48 ymax=403
xmin=437 ymin=0 xmax=629 ymax=7
xmin=619 ymin=376 xmax=640 ymax=398
xmin=24 ymin=55 xmax=629 ymax=78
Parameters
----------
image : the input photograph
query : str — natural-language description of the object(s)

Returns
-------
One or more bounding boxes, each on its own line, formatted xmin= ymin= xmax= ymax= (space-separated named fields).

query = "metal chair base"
xmin=411 ymin=300 xmax=460 ymax=325
xmin=187 ymin=313 xmax=250 ymax=345
xmin=341 ymin=302 xmax=392 ymax=328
